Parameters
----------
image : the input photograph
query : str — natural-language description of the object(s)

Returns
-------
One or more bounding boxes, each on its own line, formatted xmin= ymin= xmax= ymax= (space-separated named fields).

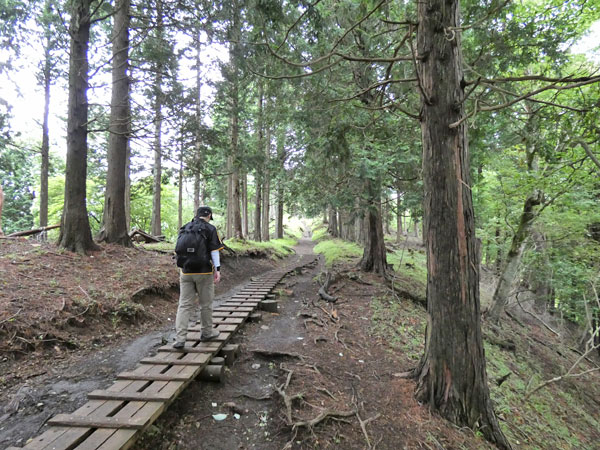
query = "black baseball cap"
xmin=197 ymin=206 xmax=213 ymax=219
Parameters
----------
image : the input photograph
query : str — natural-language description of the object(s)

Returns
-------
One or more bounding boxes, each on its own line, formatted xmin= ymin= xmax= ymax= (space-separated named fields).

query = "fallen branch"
xmin=0 ymin=308 xmax=22 ymax=326
xmin=515 ymin=292 xmax=560 ymax=336
xmin=526 ymin=367 xmax=600 ymax=399
xmin=7 ymin=224 xmax=60 ymax=237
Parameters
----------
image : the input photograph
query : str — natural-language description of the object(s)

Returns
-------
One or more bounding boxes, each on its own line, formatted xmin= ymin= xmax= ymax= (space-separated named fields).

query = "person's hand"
xmin=214 ymin=270 xmax=221 ymax=284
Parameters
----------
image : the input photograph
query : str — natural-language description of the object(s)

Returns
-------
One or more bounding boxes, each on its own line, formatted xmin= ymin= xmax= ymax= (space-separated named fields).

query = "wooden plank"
xmin=139 ymin=352 xmax=210 ymax=366
xmin=213 ymin=311 xmax=249 ymax=318
xmin=115 ymin=373 xmax=191 ymax=382
xmin=214 ymin=306 xmax=253 ymax=312
xmin=87 ymin=390 xmax=173 ymax=402
xmin=94 ymin=430 xmax=137 ymax=450
xmin=48 ymin=414 xmax=147 ymax=429
xmin=212 ymin=317 xmax=244 ymax=324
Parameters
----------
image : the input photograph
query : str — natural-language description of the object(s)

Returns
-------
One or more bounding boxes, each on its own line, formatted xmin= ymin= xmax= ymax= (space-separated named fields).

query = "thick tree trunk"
xmin=328 ymin=207 xmax=338 ymax=237
xmin=261 ymin=127 xmax=271 ymax=242
xmin=487 ymin=193 xmax=542 ymax=321
xmin=412 ymin=0 xmax=510 ymax=448
xmin=359 ymin=178 xmax=387 ymax=275
xmin=228 ymin=0 xmax=243 ymax=240
xmin=530 ymin=230 xmax=553 ymax=313
xmin=125 ymin=138 xmax=131 ymax=231
xmin=58 ymin=0 xmax=99 ymax=254
xmin=150 ymin=0 xmax=164 ymax=238
xmin=100 ymin=0 xmax=131 ymax=246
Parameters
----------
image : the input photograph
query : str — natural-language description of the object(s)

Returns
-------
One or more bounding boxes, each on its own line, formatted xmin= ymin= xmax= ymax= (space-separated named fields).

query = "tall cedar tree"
xmin=58 ymin=0 xmax=99 ymax=254
xmin=412 ymin=0 xmax=511 ymax=447
xmin=99 ymin=0 xmax=132 ymax=246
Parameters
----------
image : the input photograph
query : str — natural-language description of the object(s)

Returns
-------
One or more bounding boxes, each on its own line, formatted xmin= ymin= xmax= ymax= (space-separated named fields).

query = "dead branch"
xmin=7 ymin=224 xmax=60 ymax=237
xmin=526 ymin=367 xmax=600 ymax=399
xmin=275 ymin=369 xmax=304 ymax=426
xmin=514 ymin=292 xmax=560 ymax=336
xmin=0 ymin=308 xmax=22 ymax=326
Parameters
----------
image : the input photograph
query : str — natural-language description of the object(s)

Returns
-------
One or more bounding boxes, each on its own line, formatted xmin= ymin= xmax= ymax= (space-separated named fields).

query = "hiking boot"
xmin=172 ymin=341 xmax=185 ymax=349
xmin=200 ymin=330 xmax=220 ymax=341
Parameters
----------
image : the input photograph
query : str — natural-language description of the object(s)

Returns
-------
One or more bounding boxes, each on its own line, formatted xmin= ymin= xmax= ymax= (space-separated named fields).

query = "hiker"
xmin=173 ymin=206 xmax=224 ymax=349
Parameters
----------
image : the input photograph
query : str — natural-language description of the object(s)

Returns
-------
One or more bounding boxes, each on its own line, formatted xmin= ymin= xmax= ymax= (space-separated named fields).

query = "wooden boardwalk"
xmin=6 ymin=255 xmax=316 ymax=450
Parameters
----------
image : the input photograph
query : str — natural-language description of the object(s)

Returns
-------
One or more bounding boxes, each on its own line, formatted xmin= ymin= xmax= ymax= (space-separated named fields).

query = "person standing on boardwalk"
xmin=173 ymin=206 xmax=223 ymax=349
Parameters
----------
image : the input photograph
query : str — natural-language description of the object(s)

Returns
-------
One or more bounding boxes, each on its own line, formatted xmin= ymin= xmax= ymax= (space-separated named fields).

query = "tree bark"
xmin=228 ymin=0 xmax=243 ymax=239
xmin=0 ymin=184 xmax=3 ymax=235
xmin=254 ymin=179 xmax=262 ymax=241
xmin=276 ymin=181 xmax=284 ymax=239
xmin=58 ymin=0 xmax=99 ymax=254
xmin=242 ymin=170 xmax=248 ymax=237
xmin=261 ymin=127 xmax=271 ymax=242
xmin=150 ymin=0 xmax=164 ymax=237
xmin=359 ymin=178 xmax=387 ymax=275
xmin=396 ymin=193 xmax=403 ymax=243
xmin=412 ymin=0 xmax=511 ymax=447
xmin=40 ymin=33 xmax=52 ymax=232
xmin=100 ymin=0 xmax=132 ymax=246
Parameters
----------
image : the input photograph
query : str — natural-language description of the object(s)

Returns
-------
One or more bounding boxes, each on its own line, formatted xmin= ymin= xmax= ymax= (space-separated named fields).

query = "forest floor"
xmin=1 ymin=236 xmax=599 ymax=449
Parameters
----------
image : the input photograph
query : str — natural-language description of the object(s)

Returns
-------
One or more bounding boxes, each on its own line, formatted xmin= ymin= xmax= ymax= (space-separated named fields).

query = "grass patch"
xmin=370 ymin=295 xmax=425 ymax=361
xmin=313 ymin=238 xmax=362 ymax=267
xmin=139 ymin=241 xmax=174 ymax=252
xmin=224 ymin=237 xmax=297 ymax=259
xmin=388 ymin=247 xmax=427 ymax=285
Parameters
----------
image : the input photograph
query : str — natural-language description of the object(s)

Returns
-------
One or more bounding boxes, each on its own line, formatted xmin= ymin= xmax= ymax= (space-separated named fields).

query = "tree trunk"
xmin=226 ymin=155 xmax=233 ymax=238
xmin=178 ymin=140 xmax=184 ymax=229
xmin=359 ymin=178 xmax=387 ymax=275
xmin=228 ymin=0 xmax=243 ymax=240
xmin=487 ymin=193 xmax=542 ymax=321
xmin=40 ymin=34 xmax=52 ymax=232
xmin=396 ymin=194 xmax=403 ymax=243
xmin=276 ymin=181 xmax=284 ymax=239
xmin=58 ymin=0 xmax=99 ymax=254
xmin=412 ymin=0 xmax=510 ymax=447
xmin=254 ymin=179 xmax=261 ymax=241
xmin=100 ymin=0 xmax=131 ymax=246
xmin=328 ymin=207 xmax=338 ymax=237
xmin=125 ymin=137 xmax=131 ymax=231
xmin=242 ymin=170 xmax=248 ymax=237
xmin=0 ymin=184 xmax=3 ymax=235
xmin=150 ymin=0 xmax=164 ymax=237
xmin=261 ymin=127 xmax=271 ymax=242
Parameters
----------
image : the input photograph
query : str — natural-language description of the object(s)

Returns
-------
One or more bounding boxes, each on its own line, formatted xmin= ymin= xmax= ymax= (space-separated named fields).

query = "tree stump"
xmin=199 ymin=365 xmax=223 ymax=382
xmin=219 ymin=344 xmax=240 ymax=366
xmin=249 ymin=312 xmax=263 ymax=322
xmin=260 ymin=300 xmax=278 ymax=313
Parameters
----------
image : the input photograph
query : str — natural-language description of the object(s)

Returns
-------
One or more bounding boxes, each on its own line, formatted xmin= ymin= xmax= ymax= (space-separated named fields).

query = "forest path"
xmin=0 ymin=251 xmax=279 ymax=449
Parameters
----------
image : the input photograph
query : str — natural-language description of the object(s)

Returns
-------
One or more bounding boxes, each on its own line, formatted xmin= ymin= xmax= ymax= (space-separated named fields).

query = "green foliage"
xmin=0 ymin=146 xmax=35 ymax=233
xmin=388 ymin=246 xmax=427 ymax=285
xmin=313 ymin=238 xmax=362 ymax=267
xmin=224 ymin=237 xmax=297 ymax=260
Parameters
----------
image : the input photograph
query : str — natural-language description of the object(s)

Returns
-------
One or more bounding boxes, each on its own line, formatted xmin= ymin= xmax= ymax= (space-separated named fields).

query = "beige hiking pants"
xmin=175 ymin=272 xmax=214 ymax=343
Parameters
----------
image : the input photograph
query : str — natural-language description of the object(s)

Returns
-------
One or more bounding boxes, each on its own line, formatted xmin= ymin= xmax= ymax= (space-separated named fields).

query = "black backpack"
xmin=175 ymin=219 xmax=210 ymax=270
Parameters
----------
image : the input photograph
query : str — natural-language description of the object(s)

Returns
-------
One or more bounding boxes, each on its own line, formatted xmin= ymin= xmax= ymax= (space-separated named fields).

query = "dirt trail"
xmin=0 ymin=254 xmax=277 ymax=449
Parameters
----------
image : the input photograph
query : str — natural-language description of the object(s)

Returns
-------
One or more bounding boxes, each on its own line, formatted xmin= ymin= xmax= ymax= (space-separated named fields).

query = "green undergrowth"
xmin=139 ymin=241 xmax=173 ymax=252
xmin=369 ymin=285 xmax=600 ymax=449
xmin=370 ymin=294 xmax=426 ymax=362
xmin=313 ymin=238 xmax=362 ymax=267
xmin=224 ymin=237 xmax=297 ymax=259
xmin=387 ymin=246 xmax=427 ymax=285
